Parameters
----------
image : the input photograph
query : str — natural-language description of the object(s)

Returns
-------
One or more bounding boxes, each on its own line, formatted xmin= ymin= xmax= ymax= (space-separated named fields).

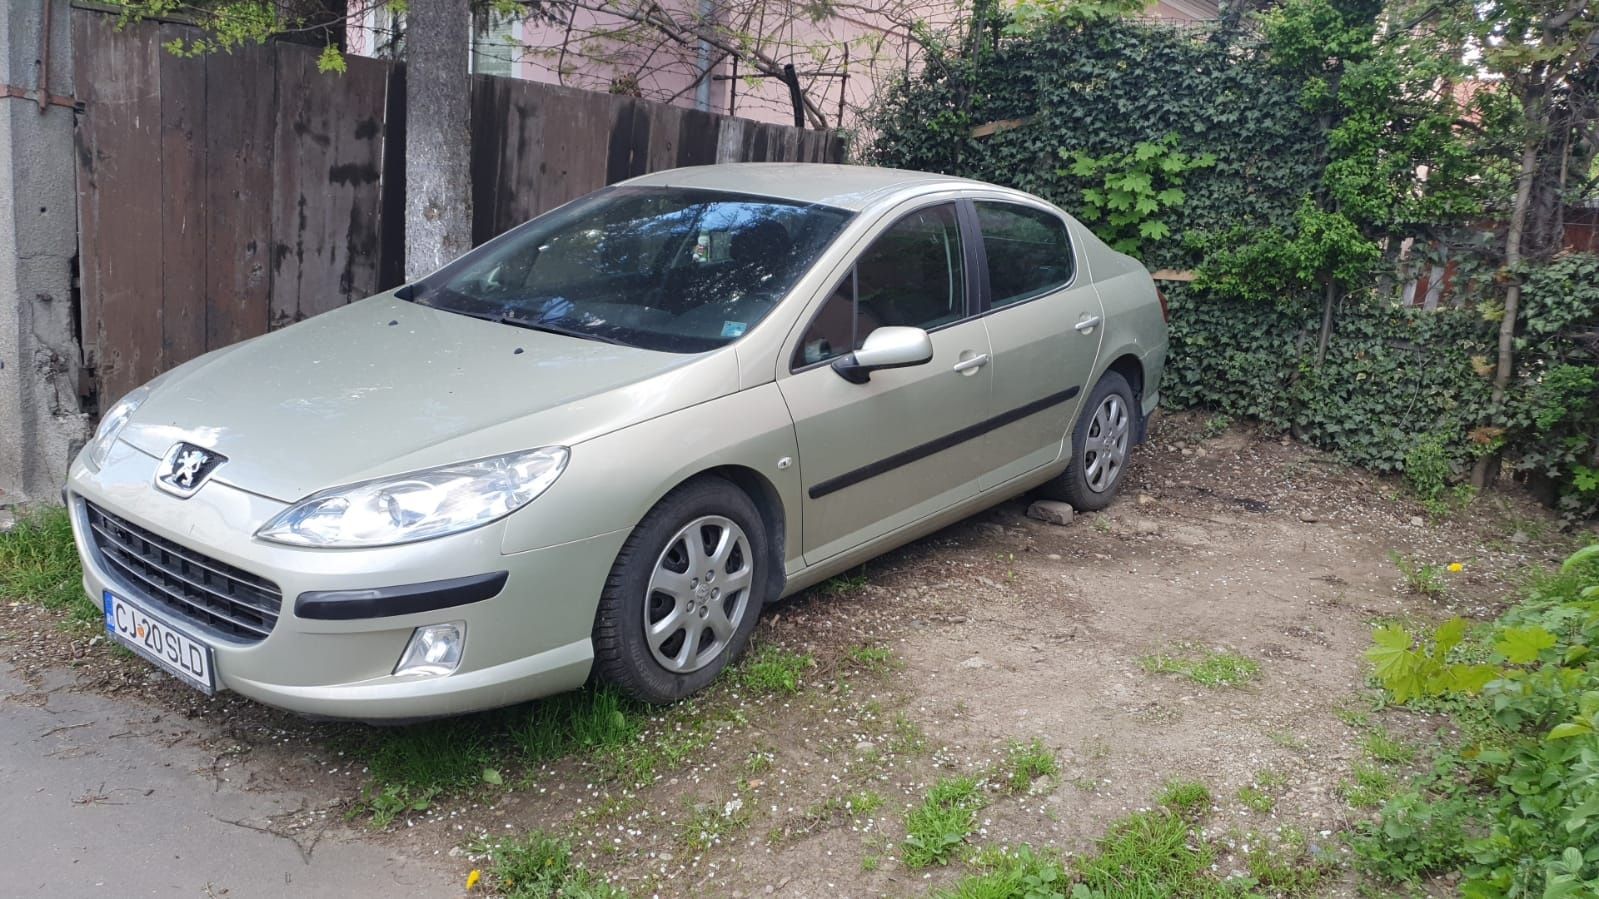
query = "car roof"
xmin=619 ymin=163 xmax=1010 ymax=212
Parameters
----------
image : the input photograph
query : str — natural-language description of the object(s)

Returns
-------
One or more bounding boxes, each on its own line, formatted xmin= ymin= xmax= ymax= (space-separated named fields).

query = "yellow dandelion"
xmin=466 ymin=869 xmax=481 ymax=890
xmin=1447 ymin=562 xmax=1464 ymax=573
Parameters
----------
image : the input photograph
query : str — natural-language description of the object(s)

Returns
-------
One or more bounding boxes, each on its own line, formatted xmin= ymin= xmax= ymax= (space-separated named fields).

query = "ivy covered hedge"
xmin=868 ymin=15 xmax=1599 ymax=521
xmin=1163 ymin=288 xmax=1496 ymax=474
xmin=869 ymin=19 xmax=1322 ymax=271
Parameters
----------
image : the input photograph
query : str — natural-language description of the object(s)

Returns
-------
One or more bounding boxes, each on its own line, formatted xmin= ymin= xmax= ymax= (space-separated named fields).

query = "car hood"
xmin=119 ymin=295 xmax=737 ymax=502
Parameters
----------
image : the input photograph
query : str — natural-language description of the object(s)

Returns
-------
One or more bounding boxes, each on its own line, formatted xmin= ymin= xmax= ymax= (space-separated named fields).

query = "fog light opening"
xmin=394 ymin=622 xmax=466 ymax=678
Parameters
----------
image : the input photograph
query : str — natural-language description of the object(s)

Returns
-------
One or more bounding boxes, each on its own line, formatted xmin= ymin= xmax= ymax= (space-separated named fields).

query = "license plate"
xmin=103 ymin=591 xmax=216 ymax=694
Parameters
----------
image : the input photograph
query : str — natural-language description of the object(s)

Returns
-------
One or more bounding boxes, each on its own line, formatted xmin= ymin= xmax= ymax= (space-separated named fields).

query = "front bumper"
xmin=67 ymin=440 xmax=628 ymax=720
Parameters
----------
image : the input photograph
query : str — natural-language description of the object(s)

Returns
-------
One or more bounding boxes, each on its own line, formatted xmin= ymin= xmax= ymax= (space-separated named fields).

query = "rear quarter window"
xmin=974 ymin=202 xmax=1075 ymax=308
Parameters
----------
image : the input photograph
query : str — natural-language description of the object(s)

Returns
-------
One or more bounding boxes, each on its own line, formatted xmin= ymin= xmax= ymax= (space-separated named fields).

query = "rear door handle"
xmin=1075 ymin=315 xmax=1102 ymax=333
xmin=952 ymin=354 xmax=990 ymax=373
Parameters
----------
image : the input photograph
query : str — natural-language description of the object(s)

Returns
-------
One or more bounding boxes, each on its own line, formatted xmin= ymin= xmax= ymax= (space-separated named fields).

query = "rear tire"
xmin=1044 ymin=371 xmax=1137 ymax=511
xmin=592 ymin=476 xmax=769 ymax=703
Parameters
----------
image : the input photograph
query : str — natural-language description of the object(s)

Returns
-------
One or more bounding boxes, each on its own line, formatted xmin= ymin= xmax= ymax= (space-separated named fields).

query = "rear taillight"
xmin=1156 ymin=288 xmax=1170 ymax=323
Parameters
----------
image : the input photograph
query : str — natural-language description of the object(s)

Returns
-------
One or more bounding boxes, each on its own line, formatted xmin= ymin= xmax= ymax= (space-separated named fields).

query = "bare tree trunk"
xmin=404 ymin=0 xmax=473 ymax=281
xmin=1471 ymin=132 xmax=1540 ymax=490
xmin=1315 ymin=279 xmax=1338 ymax=366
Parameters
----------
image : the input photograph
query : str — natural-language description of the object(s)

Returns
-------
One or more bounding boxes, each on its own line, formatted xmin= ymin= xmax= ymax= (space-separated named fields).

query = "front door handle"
xmin=952 ymin=353 xmax=990 ymax=373
xmin=1075 ymin=315 xmax=1102 ymax=333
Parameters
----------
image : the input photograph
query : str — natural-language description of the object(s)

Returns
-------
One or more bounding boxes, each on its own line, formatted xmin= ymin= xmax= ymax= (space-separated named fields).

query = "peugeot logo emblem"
xmin=155 ymin=442 xmax=227 ymax=498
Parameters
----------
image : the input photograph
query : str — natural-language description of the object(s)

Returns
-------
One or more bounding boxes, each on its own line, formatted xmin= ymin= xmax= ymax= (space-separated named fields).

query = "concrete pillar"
xmin=0 ymin=0 xmax=89 ymax=508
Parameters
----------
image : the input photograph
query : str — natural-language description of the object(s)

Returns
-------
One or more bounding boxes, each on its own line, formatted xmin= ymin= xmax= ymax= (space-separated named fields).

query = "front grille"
xmin=84 ymin=502 xmax=282 ymax=643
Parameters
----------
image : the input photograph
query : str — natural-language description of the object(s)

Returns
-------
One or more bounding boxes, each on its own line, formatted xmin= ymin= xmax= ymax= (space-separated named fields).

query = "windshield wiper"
xmin=505 ymin=318 xmax=629 ymax=347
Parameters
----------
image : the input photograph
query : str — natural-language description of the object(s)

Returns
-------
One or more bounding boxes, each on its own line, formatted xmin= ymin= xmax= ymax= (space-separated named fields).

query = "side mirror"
xmin=831 ymin=326 xmax=934 ymax=384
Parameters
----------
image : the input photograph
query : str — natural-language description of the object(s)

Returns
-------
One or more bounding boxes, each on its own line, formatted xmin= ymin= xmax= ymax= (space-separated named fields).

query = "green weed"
xmin=933 ymin=845 xmax=1069 ymax=898
xmin=474 ymin=831 xmax=628 ymax=898
xmin=679 ymin=797 xmax=752 ymax=852
xmin=844 ymin=644 xmax=899 ymax=674
xmin=1242 ymin=827 xmax=1333 ymax=895
xmin=902 ymin=775 xmax=986 ymax=868
xmin=514 ymin=689 xmax=643 ymax=763
xmin=1140 ymin=647 xmax=1261 ymax=687
xmin=1074 ymin=810 xmax=1229 ymax=898
xmin=1157 ymin=779 xmax=1211 ymax=818
xmin=999 ymin=738 xmax=1058 ymax=793
xmin=353 ymin=783 xmax=440 ymax=828
xmin=737 ymin=644 xmax=813 ymax=695
xmin=0 ymin=506 xmax=94 ymax=623
xmin=822 ymin=567 xmax=869 ymax=597
xmin=1340 ymin=761 xmax=1397 ymax=809
xmin=1389 ymin=551 xmax=1446 ymax=597
xmin=1361 ymin=727 xmax=1416 ymax=765
xmin=359 ymin=720 xmax=492 ymax=792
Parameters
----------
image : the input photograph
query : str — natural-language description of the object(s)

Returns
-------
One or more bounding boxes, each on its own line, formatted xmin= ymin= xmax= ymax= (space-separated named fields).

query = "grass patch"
xmin=0 ymin=506 xmax=95 ymax=623
xmin=514 ymin=688 xmax=644 ymax=763
xmin=679 ymin=796 xmax=752 ymax=852
xmin=903 ymin=775 xmax=986 ymax=868
xmin=934 ymin=845 xmax=1069 ymax=898
xmin=359 ymin=719 xmax=494 ymax=792
xmin=1389 ymin=551 xmax=1446 ymax=597
xmin=822 ymin=566 xmax=869 ymax=597
xmin=1361 ymin=727 xmax=1417 ymax=765
xmin=1237 ymin=785 xmax=1274 ymax=813
xmin=844 ymin=643 xmax=899 ymax=674
xmin=474 ymin=831 xmax=627 ymax=898
xmin=1242 ymin=827 xmax=1333 ymax=895
xmin=1140 ymin=647 xmax=1262 ymax=688
xmin=1339 ymin=761 xmax=1397 ymax=809
xmin=998 ymin=738 xmax=1058 ymax=793
xmin=737 ymin=644 xmax=813 ymax=695
xmin=1075 ymin=809 xmax=1230 ymax=898
xmin=1157 ymin=779 xmax=1212 ymax=818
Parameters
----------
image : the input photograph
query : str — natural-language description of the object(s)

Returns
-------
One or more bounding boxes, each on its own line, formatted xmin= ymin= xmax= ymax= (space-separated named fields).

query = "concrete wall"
xmin=0 ymin=0 xmax=89 ymax=508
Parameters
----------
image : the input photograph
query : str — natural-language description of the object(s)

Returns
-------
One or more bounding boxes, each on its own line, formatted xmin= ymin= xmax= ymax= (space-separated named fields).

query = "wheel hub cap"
xmin=643 ymin=515 xmax=754 ymax=674
xmin=1083 ymin=394 xmax=1131 ymax=494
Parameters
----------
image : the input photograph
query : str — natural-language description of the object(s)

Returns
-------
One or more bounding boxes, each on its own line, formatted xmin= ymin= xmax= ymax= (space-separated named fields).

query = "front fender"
xmin=499 ymin=385 xmax=801 ymax=569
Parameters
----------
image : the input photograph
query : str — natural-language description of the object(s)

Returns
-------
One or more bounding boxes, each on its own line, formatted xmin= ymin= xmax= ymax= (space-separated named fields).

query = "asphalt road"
xmin=0 ymin=663 xmax=459 ymax=898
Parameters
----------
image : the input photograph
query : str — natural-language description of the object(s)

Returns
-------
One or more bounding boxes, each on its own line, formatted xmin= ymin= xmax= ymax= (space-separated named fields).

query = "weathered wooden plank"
xmin=533 ymin=84 xmax=611 ymax=214
xmin=204 ymin=43 xmax=277 ymax=349
xmin=159 ymin=22 xmax=208 ymax=373
xmin=271 ymin=45 xmax=389 ymax=324
xmin=605 ymin=96 xmax=650 ymax=185
xmin=469 ymin=74 xmax=509 ymax=244
xmin=644 ymin=103 xmax=682 ymax=174
xmin=73 ymin=11 xmax=164 ymax=406
xmin=715 ymin=117 xmax=747 ymax=163
xmin=675 ymin=108 xmax=719 ymax=167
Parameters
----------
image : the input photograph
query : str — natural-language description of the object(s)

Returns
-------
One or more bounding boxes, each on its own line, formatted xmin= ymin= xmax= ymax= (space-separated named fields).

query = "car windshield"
xmin=410 ymin=186 xmax=854 ymax=353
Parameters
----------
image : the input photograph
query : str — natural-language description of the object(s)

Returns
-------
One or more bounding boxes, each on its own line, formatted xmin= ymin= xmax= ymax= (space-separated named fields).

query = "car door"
xmin=777 ymin=201 xmax=994 ymax=566
xmin=969 ymin=200 xmax=1106 ymax=489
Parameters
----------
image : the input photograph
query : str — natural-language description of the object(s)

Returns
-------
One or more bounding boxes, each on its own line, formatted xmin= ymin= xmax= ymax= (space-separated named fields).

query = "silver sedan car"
xmin=65 ymin=164 xmax=1168 ymax=720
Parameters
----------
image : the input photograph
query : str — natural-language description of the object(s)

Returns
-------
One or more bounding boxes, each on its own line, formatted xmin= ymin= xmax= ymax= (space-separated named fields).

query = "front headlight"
xmin=255 ymin=447 xmax=569 ymax=548
xmin=86 ymin=386 xmax=150 ymax=469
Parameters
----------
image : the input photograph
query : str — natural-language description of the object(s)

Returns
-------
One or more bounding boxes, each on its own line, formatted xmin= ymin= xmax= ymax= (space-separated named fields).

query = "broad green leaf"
xmin=481 ymin=767 xmax=504 ymax=785
xmin=1446 ymin=664 xmax=1499 ymax=694
xmin=1547 ymin=722 xmax=1593 ymax=741
xmin=1155 ymin=187 xmax=1186 ymax=207
xmin=1562 ymin=544 xmax=1599 ymax=573
xmin=1367 ymin=625 xmax=1414 ymax=679
xmin=1496 ymin=626 xmax=1557 ymax=664
xmin=1435 ymin=617 xmax=1468 ymax=656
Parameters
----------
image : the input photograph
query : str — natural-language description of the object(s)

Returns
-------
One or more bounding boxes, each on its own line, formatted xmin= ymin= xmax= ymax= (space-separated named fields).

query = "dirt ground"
xmin=3 ymin=411 xmax=1590 ymax=898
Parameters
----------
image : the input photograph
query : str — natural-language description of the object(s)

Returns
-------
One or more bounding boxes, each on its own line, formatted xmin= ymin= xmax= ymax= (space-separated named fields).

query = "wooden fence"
xmin=72 ymin=8 xmax=845 ymax=406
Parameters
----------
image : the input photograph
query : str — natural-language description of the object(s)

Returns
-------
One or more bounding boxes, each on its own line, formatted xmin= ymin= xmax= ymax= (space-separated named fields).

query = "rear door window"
xmin=974 ymin=202 xmax=1074 ymax=308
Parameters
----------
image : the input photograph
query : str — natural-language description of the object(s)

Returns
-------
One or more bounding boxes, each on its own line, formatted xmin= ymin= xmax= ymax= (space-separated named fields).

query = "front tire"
xmin=1045 ymin=371 xmax=1137 ymax=511
xmin=592 ymin=477 xmax=769 ymax=703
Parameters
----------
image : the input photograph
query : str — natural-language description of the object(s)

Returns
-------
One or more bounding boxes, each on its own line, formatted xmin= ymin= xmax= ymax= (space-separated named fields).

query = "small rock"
xmin=658 ymin=851 xmax=674 ymax=862
xmin=959 ymin=655 xmax=991 ymax=670
xmin=1409 ymin=516 xmax=1425 ymax=527
xmin=1046 ymin=553 xmax=1062 ymax=561
xmin=1137 ymin=493 xmax=1155 ymax=506
xmin=977 ymin=522 xmax=1008 ymax=538
xmin=1133 ymin=520 xmax=1161 ymax=536
xmin=1298 ymin=511 xmax=1318 ymax=523
xmin=1180 ymin=448 xmax=1192 ymax=456
xmin=1026 ymin=500 xmax=1076 ymax=526
xmin=0 ymin=510 xmax=13 ymax=533
xmin=855 ymin=740 xmax=876 ymax=753
xmin=447 ymin=846 xmax=464 ymax=858
xmin=1509 ymin=530 xmax=1530 ymax=544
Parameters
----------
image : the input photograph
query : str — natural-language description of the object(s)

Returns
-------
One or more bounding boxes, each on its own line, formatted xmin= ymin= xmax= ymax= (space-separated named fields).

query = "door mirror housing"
xmin=831 ymin=326 xmax=934 ymax=384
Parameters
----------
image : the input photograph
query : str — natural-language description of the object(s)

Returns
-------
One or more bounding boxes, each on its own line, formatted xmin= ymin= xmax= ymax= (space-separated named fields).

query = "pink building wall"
xmin=347 ymin=2 xmax=1217 ymax=130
